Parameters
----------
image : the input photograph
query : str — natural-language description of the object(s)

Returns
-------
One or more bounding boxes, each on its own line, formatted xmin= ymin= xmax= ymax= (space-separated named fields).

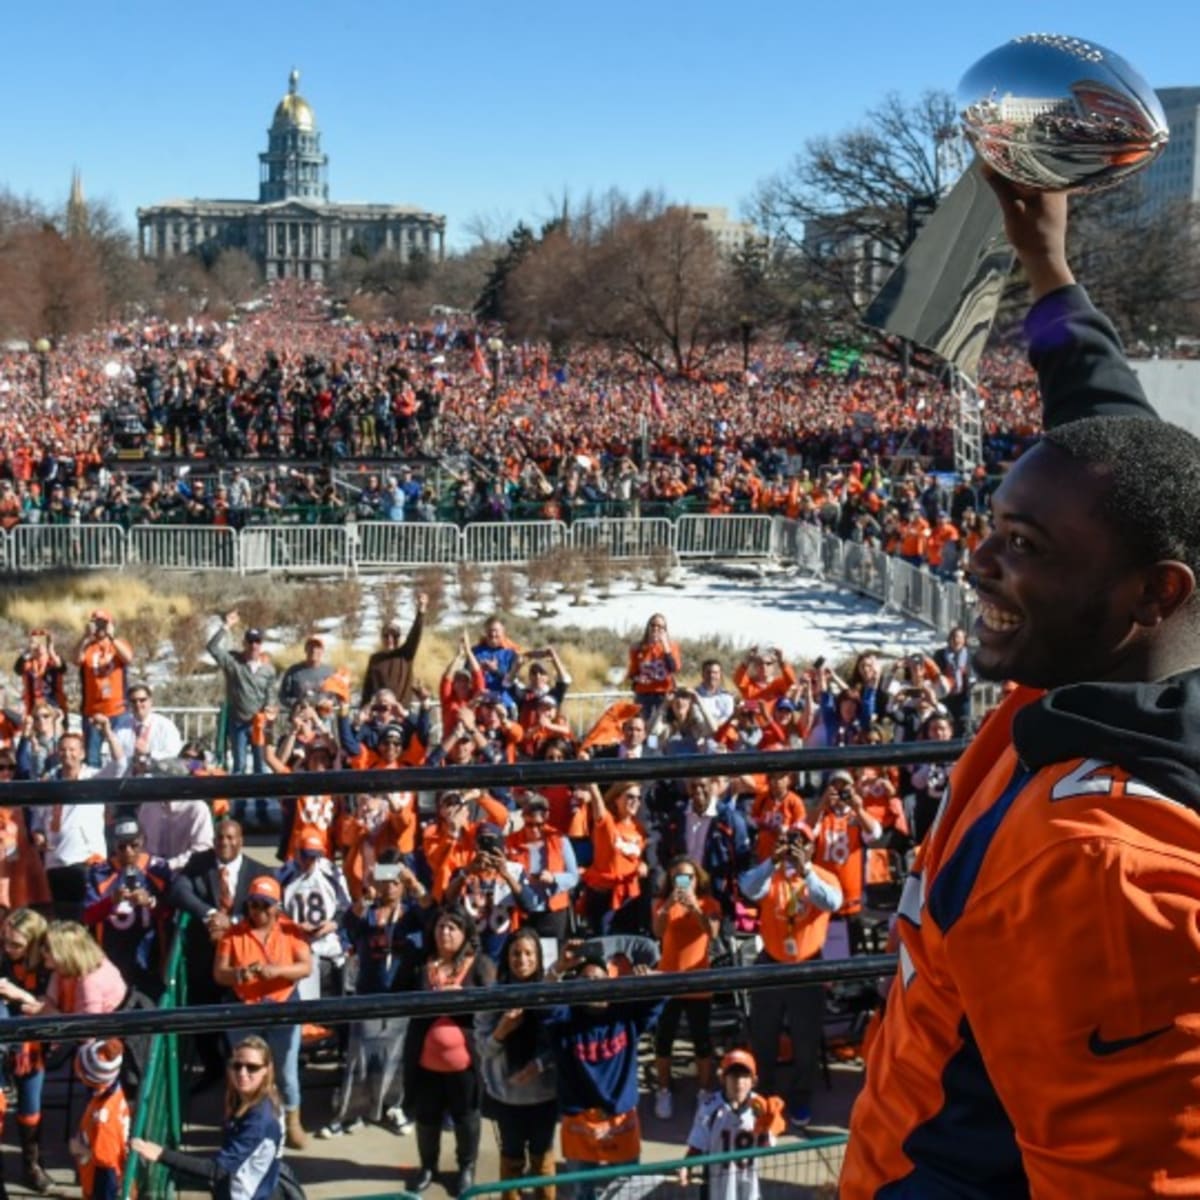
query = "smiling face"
xmin=507 ymin=935 xmax=539 ymax=981
xmin=970 ymin=443 xmax=1154 ymax=688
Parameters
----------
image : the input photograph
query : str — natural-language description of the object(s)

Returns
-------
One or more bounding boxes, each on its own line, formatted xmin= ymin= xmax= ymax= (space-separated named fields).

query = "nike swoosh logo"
xmin=1087 ymin=1024 xmax=1173 ymax=1057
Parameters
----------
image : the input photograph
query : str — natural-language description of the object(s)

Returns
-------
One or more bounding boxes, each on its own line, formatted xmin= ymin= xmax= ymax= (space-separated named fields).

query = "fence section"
xmin=448 ymin=1138 xmax=848 ymax=1200
xmin=239 ymin=525 xmax=352 ymax=576
xmin=129 ymin=525 xmax=237 ymax=571
xmin=12 ymin=522 xmax=127 ymax=571
xmin=0 ymin=517 xmax=976 ymax=635
xmin=569 ymin=517 xmax=676 ymax=561
xmin=356 ymin=521 xmax=461 ymax=570
xmin=463 ymin=520 xmax=569 ymax=564
xmin=676 ymin=514 xmax=774 ymax=559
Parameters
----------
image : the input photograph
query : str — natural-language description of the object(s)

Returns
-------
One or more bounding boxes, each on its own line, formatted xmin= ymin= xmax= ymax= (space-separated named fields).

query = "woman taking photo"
xmin=403 ymin=907 xmax=494 ymax=1198
xmin=0 ymin=909 xmax=53 ymax=1192
xmin=650 ymin=858 xmax=721 ymax=1120
xmin=131 ymin=1036 xmax=284 ymax=1200
xmin=477 ymin=929 xmax=558 ymax=1200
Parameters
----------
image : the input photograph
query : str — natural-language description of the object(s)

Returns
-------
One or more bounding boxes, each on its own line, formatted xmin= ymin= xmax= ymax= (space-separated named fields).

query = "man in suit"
xmin=169 ymin=818 xmax=271 ymax=1088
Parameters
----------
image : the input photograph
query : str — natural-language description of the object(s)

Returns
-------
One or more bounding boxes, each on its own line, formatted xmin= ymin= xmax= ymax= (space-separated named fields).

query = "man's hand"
xmin=416 ymin=592 xmax=428 ymax=614
xmin=224 ymin=609 xmax=240 ymax=630
xmin=981 ymin=166 xmax=1074 ymax=301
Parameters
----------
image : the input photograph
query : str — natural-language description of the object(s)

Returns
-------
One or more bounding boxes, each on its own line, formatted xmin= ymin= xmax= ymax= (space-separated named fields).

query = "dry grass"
xmin=0 ymin=570 xmax=766 ymax=710
xmin=456 ymin=562 xmax=484 ymax=614
xmin=0 ymin=572 xmax=194 ymax=634
xmin=491 ymin=567 xmax=520 ymax=614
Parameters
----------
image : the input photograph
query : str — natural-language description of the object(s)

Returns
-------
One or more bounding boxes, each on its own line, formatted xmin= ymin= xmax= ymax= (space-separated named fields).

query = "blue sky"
xmin=3 ymin=0 xmax=1196 ymax=249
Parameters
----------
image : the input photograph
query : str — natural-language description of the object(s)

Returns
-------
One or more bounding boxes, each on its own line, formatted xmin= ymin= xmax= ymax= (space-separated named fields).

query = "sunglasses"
xmin=116 ymin=840 xmax=143 ymax=850
xmin=229 ymin=1061 xmax=267 ymax=1075
xmin=246 ymin=898 xmax=275 ymax=909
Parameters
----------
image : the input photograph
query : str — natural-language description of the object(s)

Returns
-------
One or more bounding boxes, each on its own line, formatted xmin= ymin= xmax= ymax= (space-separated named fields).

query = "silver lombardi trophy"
xmin=863 ymin=34 xmax=1169 ymax=378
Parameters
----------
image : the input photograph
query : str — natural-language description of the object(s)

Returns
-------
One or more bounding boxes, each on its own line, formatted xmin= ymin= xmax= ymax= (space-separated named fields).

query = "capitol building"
xmin=137 ymin=70 xmax=446 ymax=281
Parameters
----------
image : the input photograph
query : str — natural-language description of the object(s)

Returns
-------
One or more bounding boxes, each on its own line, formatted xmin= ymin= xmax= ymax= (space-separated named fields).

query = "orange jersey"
xmin=749 ymin=787 xmax=807 ymax=861
xmin=733 ymin=661 xmax=797 ymax=705
xmin=627 ymin=641 xmax=681 ymax=696
xmin=421 ymin=793 xmax=510 ymax=901
xmin=78 ymin=638 xmax=132 ymax=718
xmin=842 ymin=686 xmax=1200 ymax=1198
xmin=77 ymin=1084 xmax=130 ymax=1200
xmin=813 ymin=809 xmax=872 ymax=916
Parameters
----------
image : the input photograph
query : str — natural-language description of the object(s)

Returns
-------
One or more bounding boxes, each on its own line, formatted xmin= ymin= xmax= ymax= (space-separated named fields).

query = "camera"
xmin=476 ymin=830 xmax=504 ymax=857
xmin=372 ymin=863 xmax=402 ymax=884
xmin=123 ymin=867 xmax=139 ymax=890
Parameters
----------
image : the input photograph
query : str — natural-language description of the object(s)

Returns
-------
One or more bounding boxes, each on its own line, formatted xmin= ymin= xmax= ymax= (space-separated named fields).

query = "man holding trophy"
xmin=843 ymin=36 xmax=1200 ymax=1197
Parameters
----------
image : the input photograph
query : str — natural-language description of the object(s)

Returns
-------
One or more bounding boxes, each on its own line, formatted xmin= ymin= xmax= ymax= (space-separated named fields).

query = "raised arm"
xmin=984 ymin=169 xmax=1156 ymax=428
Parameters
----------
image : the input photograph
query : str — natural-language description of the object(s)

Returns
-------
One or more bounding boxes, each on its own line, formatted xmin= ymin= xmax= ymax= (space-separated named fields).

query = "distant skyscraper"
xmin=137 ymin=70 xmax=445 ymax=281
xmin=1140 ymin=87 xmax=1200 ymax=214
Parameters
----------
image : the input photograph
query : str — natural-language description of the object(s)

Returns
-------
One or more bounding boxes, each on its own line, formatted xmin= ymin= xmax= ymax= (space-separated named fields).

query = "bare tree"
xmin=755 ymin=90 xmax=961 ymax=319
xmin=505 ymin=191 xmax=736 ymax=373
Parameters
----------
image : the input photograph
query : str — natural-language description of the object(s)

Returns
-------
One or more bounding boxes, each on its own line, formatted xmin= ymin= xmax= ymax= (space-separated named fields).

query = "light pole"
xmin=487 ymin=336 xmax=504 ymax=404
xmin=739 ymin=315 xmax=752 ymax=373
xmin=34 ymin=338 xmax=50 ymax=401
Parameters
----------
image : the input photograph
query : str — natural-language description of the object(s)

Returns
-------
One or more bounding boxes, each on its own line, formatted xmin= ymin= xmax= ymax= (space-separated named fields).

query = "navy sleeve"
xmin=1026 ymin=284 xmax=1157 ymax=428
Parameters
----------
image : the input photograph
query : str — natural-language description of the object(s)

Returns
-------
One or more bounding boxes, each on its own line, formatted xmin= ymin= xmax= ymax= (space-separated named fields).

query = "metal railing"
xmin=0 ymin=516 xmax=975 ymax=634
xmin=452 ymin=1137 xmax=850 ymax=1200
xmin=121 ymin=914 xmax=189 ymax=1200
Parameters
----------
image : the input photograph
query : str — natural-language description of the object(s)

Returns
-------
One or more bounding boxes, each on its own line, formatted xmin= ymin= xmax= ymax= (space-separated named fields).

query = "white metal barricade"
xmin=772 ymin=518 xmax=824 ymax=574
xmin=128 ymin=526 xmax=237 ymax=571
xmin=10 ymin=523 xmax=128 ymax=572
xmin=239 ymin=525 xmax=351 ymax=576
xmin=0 ymin=529 xmax=7 ymax=573
xmin=569 ymin=518 xmax=675 ymax=561
xmin=675 ymin=514 xmax=774 ymax=559
xmin=463 ymin=521 xmax=568 ymax=564
xmin=559 ymin=690 xmax=631 ymax=738
xmin=355 ymin=521 xmax=461 ymax=570
xmin=157 ymin=706 xmax=222 ymax=746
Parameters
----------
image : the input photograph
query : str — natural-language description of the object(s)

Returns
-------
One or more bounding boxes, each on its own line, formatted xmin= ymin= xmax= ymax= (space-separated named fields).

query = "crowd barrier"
xmin=450 ymin=1137 xmax=850 ymax=1200
xmin=1 ymin=516 xmax=976 ymax=634
xmin=121 ymin=914 xmax=189 ymax=1200
xmin=9 ymin=741 xmax=919 ymax=1194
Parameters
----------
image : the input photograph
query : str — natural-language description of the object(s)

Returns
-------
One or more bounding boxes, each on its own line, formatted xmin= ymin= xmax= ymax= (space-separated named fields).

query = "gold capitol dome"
xmin=273 ymin=67 xmax=315 ymax=131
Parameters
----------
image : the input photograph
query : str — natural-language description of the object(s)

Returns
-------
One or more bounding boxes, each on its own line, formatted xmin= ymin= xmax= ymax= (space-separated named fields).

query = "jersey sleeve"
xmin=1026 ymin=284 xmax=1157 ymax=428
xmin=952 ymin=817 xmax=1200 ymax=1197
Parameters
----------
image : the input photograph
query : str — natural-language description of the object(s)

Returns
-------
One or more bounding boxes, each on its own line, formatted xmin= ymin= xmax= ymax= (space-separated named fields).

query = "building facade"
xmin=137 ymin=70 xmax=445 ymax=281
xmin=1141 ymin=87 xmax=1200 ymax=215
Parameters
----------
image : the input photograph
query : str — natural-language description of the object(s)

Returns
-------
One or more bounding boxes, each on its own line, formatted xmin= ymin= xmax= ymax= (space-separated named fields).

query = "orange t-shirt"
xmin=219 ymin=917 xmax=309 ymax=1004
xmin=655 ymin=895 xmax=721 ymax=973
xmin=584 ymin=811 xmax=646 ymax=892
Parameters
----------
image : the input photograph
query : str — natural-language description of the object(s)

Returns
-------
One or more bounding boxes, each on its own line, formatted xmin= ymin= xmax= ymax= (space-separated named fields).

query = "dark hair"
xmin=497 ymin=928 xmax=544 ymax=984
xmin=657 ymin=855 xmax=712 ymax=899
xmin=427 ymin=904 xmax=480 ymax=965
xmin=1040 ymin=417 xmax=1200 ymax=594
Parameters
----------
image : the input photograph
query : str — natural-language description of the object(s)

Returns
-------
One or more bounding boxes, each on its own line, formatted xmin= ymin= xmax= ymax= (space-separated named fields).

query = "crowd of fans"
xmin=0 ymin=282 xmax=1038 ymax=584
xmin=0 ymin=596 xmax=974 ymax=1197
